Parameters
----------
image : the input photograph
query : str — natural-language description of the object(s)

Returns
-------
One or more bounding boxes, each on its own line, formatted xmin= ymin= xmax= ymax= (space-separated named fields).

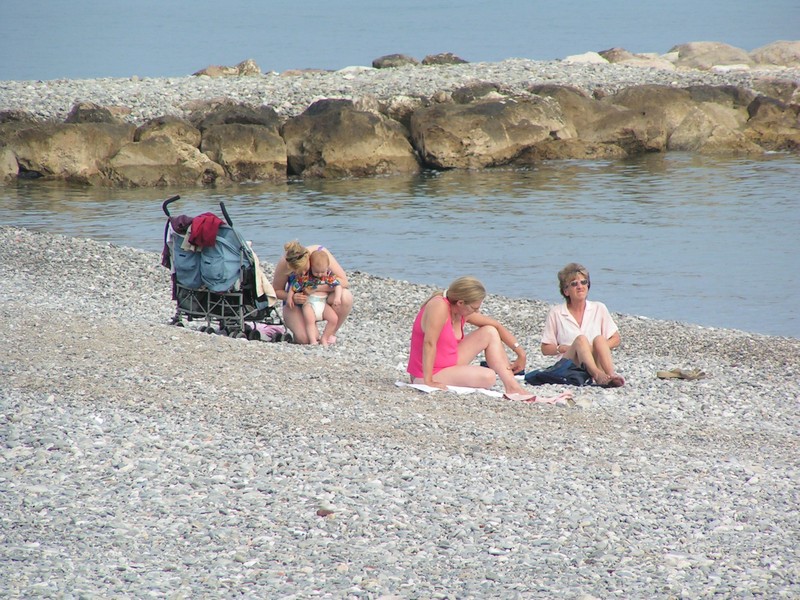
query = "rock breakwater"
xmin=1 ymin=48 xmax=799 ymax=186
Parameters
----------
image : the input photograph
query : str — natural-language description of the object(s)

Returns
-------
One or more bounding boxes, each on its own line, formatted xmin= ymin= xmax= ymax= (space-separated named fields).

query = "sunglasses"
xmin=568 ymin=279 xmax=589 ymax=288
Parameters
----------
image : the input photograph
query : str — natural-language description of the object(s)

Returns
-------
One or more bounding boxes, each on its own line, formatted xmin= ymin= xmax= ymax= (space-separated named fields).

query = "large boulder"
xmin=409 ymin=96 xmax=569 ymax=169
xmin=105 ymin=137 xmax=226 ymax=186
xmin=750 ymin=78 xmax=800 ymax=105
xmin=596 ymin=84 xmax=762 ymax=154
xmin=281 ymin=99 xmax=419 ymax=178
xmin=582 ymin=109 xmax=668 ymax=153
xmin=513 ymin=139 xmax=628 ymax=162
xmin=669 ymin=41 xmax=754 ymax=70
xmin=135 ymin=116 xmax=202 ymax=147
xmin=64 ymin=101 xmax=124 ymax=124
xmin=744 ymin=96 xmax=800 ymax=150
xmin=668 ymin=105 xmax=763 ymax=155
xmin=684 ymin=85 xmax=756 ymax=111
xmin=0 ymin=123 xmax=135 ymax=183
xmin=378 ymin=94 xmax=429 ymax=130
xmin=750 ymin=41 xmax=800 ymax=68
xmin=200 ymin=123 xmax=287 ymax=182
xmin=0 ymin=109 xmax=42 ymax=125
xmin=192 ymin=104 xmax=283 ymax=132
xmin=529 ymin=84 xmax=618 ymax=138
xmin=0 ymin=144 xmax=18 ymax=182
xmin=602 ymin=85 xmax=697 ymax=132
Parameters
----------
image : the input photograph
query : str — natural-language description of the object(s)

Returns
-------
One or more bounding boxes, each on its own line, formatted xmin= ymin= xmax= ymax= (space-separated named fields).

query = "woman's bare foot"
xmin=593 ymin=371 xmax=611 ymax=386
xmin=606 ymin=374 xmax=625 ymax=387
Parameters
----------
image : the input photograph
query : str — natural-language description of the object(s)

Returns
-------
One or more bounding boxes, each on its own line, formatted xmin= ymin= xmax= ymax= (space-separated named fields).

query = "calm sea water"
xmin=1 ymin=0 xmax=798 ymax=81
xmin=2 ymin=153 xmax=798 ymax=339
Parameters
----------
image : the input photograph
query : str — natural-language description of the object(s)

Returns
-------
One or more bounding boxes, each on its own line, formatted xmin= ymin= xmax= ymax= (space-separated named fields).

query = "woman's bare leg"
xmin=456 ymin=325 xmax=528 ymax=394
xmin=282 ymin=304 xmax=310 ymax=344
xmin=565 ymin=334 xmax=610 ymax=384
xmin=428 ymin=364 xmax=497 ymax=389
xmin=592 ymin=336 xmax=617 ymax=377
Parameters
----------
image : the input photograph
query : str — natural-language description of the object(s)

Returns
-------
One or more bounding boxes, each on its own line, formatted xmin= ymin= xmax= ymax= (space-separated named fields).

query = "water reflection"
xmin=2 ymin=153 xmax=798 ymax=338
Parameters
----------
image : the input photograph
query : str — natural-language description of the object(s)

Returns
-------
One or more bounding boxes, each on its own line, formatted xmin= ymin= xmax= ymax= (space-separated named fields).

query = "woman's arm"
xmin=607 ymin=331 xmax=621 ymax=350
xmin=467 ymin=313 xmax=527 ymax=371
xmin=272 ymin=256 xmax=290 ymax=301
xmin=540 ymin=307 xmax=562 ymax=356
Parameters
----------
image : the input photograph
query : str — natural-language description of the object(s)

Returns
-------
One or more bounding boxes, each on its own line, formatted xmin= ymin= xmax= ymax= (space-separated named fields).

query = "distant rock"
xmin=562 ymin=52 xmax=608 ymax=65
xmin=193 ymin=59 xmax=262 ymax=77
xmin=65 ymin=101 xmax=122 ymax=124
xmin=750 ymin=40 xmax=800 ymax=68
xmin=669 ymin=42 xmax=753 ymax=70
xmin=421 ymin=52 xmax=468 ymax=66
xmin=372 ymin=54 xmax=420 ymax=69
xmin=599 ymin=47 xmax=675 ymax=71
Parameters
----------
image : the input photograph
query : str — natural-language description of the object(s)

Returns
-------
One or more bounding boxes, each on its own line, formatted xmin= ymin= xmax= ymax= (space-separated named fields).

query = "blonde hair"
xmin=558 ymin=262 xmax=591 ymax=302
xmin=309 ymin=249 xmax=329 ymax=271
xmin=284 ymin=240 xmax=310 ymax=273
xmin=427 ymin=275 xmax=486 ymax=305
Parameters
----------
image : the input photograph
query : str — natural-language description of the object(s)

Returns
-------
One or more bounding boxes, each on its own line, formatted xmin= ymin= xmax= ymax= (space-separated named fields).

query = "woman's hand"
xmin=510 ymin=353 xmax=526 ymax=374
xmin=290 ymin=292 xmax=307 ymax=307
xmin=424 ymin=379 xmax=448 ymax=390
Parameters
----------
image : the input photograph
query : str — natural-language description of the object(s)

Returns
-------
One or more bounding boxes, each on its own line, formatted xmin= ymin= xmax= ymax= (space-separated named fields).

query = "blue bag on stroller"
xmin=161 ymin=195 xmax=286 ymax=340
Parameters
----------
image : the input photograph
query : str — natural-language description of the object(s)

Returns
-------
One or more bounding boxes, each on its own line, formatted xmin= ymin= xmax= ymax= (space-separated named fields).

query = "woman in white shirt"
xmin=540 ymin=262 xmax=624 ymax=387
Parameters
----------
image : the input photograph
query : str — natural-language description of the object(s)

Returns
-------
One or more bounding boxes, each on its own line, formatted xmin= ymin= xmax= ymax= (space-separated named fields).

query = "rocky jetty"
xmin=0 ymin=41 xmax=798 ymax=186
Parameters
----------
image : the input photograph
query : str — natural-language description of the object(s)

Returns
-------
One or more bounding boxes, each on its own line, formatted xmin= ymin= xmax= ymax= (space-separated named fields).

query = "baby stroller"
xmin=160 ymin=195 xmax=287 ymax=341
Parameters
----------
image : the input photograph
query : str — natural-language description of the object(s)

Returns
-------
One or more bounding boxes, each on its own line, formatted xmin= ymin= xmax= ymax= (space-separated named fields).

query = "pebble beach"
xmin=2 ymin=57 xmax=800 ymax=598
xmin=1 ymin=223 xmax=799 ymax=599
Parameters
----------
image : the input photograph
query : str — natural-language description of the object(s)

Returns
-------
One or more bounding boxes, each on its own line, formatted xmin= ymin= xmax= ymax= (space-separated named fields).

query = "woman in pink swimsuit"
xmin=407 ymin=276 xmax=537 ymax=401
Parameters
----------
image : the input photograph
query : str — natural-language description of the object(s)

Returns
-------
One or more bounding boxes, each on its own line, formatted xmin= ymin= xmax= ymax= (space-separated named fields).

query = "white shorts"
xmin=306 ymin=294 xmax=327 ymax=321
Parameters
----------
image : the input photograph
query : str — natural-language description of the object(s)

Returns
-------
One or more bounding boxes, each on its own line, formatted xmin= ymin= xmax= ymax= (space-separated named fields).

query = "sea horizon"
xmin=1 ymin=0 xmax=797 ymax=81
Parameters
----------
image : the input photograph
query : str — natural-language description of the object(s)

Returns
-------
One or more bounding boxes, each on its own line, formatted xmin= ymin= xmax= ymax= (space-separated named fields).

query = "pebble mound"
xmin=1 ymin=225 xmax=799 ymax=598
xmin=1 ymin=59 xmax=799 ymax=124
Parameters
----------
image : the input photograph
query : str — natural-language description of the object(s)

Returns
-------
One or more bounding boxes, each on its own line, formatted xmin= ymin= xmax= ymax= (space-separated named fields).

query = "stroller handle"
xmin=162 ymin=195 xmax=181 ymax=217
xmin=220 ymin=202 xmax=234 ymax=226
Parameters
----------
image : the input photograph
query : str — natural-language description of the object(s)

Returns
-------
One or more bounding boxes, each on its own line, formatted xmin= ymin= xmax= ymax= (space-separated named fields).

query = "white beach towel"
xmin=394 ymin=381 xmax=504 ymax=398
